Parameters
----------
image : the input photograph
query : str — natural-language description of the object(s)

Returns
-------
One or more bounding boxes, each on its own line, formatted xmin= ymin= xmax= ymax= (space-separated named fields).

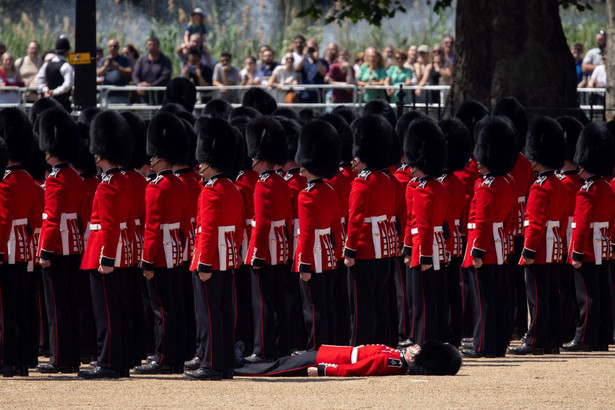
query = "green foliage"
xmin=297 ymin=0 xmax=407 ymax=26
xmin=560 ymin=5 xmax=606 ymax=50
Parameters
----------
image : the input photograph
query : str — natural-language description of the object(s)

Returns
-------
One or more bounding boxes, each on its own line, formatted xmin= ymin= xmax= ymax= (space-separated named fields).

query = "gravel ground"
xmin=2 ymin=345 xmax=614 ymax=409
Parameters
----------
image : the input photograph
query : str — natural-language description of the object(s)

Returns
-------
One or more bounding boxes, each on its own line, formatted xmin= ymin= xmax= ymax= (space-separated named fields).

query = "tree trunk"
xmin=607 ymin=0 xmax=614 ymax=119
xmin=452 ymin=0 xmax=579 ymax=119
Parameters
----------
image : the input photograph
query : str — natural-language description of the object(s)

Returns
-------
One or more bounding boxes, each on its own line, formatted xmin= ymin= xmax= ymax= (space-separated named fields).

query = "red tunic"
xmin=0 ymin=166 xmax=39 ymax=263
xmin=293 ymin=179 xmax=339 ymax=273
xmin=235 ymin=169 xmax=260 ymax=262
xmin=454 ymin=158 xmax=480 ymax=203
xmin=175 ymin=168 xmax=202 ymax=263
xmin=569 ymin=176 xmax=615 ymax=265
xmin=408 ymin=178 xmax=450 ymax=269
xmin=344 ymin=169 xmax=395 ymax=260
xmin=508 ymin=153 xmax=534 ymax=237
xmin=78 ymin=174 xmax=100 ymax=235
xmin=394 ymin=163 xmax=412 ymax=188
xmin=316 ymin=344 xmax=408 ymax=377
xmin=245 ymin=170 xmax=292 ymax=266
xmin=558 ymin=170 xmax=582 ymax=255
xmin=141 ymin=170 xmax=188 ymax=270
xmin=384 ymin=170 xmax=406 ymax=255
xmin=191 ymin=176 xmax=244 ymax=272
xmin=463 ymin=174 xmax=516 ymax=267
xmin=438 ymin=172 xmax=467 ymax=258
xmin=402 ymin=177 xmax=419 ymax=253
xmin=325 ymin=165 xmax=354 ymax=260
xmin=81 ymin=169 xmax=135 ymax=269
xmin=29 ymin=183 xmax=45 ymax=267
xmin=38 ymin=164 xmax=85 ymax=259
xmin=123 ymin=169 xmax=148 ymax=263
xmin=520 ymin=171 xmax=568 ymax=265
xmin=285 ymin=168 xmax=307 ymax=259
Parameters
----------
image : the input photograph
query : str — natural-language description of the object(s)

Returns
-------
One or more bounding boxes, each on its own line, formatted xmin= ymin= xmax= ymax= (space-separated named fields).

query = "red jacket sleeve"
xmin=469 ymin=184 xmax=496 ymax=259
xmin=344 ymin=177 xmax=369 ymax=257
xmin=522 ymin=184 xmax=548 ymax=259
xmin=0 ymin=179 xmax=11 ymax=258
xmin=38 ymin=176 xmax=63 ymax=258
xmin=296 ymin=189 xmax=316 ymax=271
xmin=141 ymin=183 xmax=163 ymax=268
xmin=96 ymin=180 xmax=122 ymax=266
xmin=196 ymin=185 xmax=220 ymax=272
xmin=570 ymin=189 xmax=593 ymax=262
xmin=411 ymin=185 xmax=435 ymax=264
xmin=250 ymin=179 xmax=273 ymax=264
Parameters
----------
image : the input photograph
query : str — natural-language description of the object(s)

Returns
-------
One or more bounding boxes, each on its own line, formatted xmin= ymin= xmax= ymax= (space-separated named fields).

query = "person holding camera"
xmin=182 ymin=49 xmax=214 ymax=103
xmin=97 ymin=39 xmax=133 ymax=104
xmin=295 ymin=39 xmax=328 ymax=104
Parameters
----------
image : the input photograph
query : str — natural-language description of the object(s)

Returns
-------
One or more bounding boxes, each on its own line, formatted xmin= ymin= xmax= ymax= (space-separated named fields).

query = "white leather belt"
xmin=411 ymin=226 xmax=443 ymax=235
xmin=467 ymin=223 xmax=476 ymax=230
xmin=518 ymin=196 xmax=525 ymax=203
xmin=90 ymin=222 xmax=128 ymax=231
xmin=161 ymin=222 xmax=180 ymax=230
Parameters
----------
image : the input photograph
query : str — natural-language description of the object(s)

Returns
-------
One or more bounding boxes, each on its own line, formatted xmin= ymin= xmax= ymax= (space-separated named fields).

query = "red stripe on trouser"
xmin=102 ymin=275 xmax=112 ymax=368
xmin=474 ymin=267 xmax=484 ymax=353
xmin=153 ymin=277 xmax=166 ymax=364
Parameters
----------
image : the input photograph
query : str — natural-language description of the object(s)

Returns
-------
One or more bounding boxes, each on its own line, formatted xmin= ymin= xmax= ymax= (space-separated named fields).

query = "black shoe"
xmin=291 ymin=350 xmax=306 ymax=356
xmin=89 ymin=361 xmax=97 ymax=367
xmin=39 ymin=348 xmax=51 ymax=358
xmin=184 ymin=356 xmax=202 ymax=371
xmin=2 ymin=366 xmax=13 ymax=377
xmin=592 ymin=344 xmax=609 ymax=352
xmin=544 ymin=347 xmax=560 ymax=354
xmin=146 ymin=355 xmax=156 ymax=363
xmin=507 ymin=343 xmax=544 ymax=356
xmin=461 ymin=349 xmax=496 ymax=358
xmin=28 ymin=358 xmax=38 ymax=369
xmin=14 ymin=366 xmax=29 ymax=377
xmin=173 ymin=365 xmax=185 ymax=374
xmin=133 ymin=361 xmax=172 ymax=375
xmin=184 ymin=367 xmax=222 ymax=380
xmin=562 ymin=340 xmax=591 ymax=352
xmin=221 ymin=369 xmax=233 ymax=379
xmin=234 ymin=341 xmax=246 ymax=366
xmin=78 ymin=366 xmax=119 ymax=379
xmin=244 ymin=353 xmax=272 ymax=364
xmin=119 ymin=369 xmax=130 ymax=378
xmin=36 ymin=363 xmax=73 ymax=374
xmin=461 ymin=337 xmax=473 ymax=344
xmin=397 ymin=338 xmax=414 ymax=348
xmin=461 ymin=341 xmax=474 ymax=350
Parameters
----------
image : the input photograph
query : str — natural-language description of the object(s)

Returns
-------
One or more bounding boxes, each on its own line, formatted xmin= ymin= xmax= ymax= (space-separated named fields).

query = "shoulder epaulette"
xmin=418 ymin=179 xmax=428 ymax=189
xmin=259 ymin=173 xmax=270 ymax=182
xmin=358 ymin=169 xmax=371 ymax=180
xmin=3 ymin=169 xmax=11 ymax=179
xmin=437 ymin=174 xmax=446 ymax=183
xmin=481 ymin=176 xmax=495 ymax=187
xmin=151 ymin=174 xmax=164 ymax=185
xmin=581 ymin=179 xmax=594 ymax=192
xmin=205 ymin=177 xmax=218 ymax=187
xmin=305 ymin=181 xmax=316 ymax=192
xmin=284 ymin=172 xmax=293 ymax=181
xmin=556 ymin=172 xmax=565 ymax=181
xmin=236 ymin=170 xmax=244 ymax=180
xmin=398 ymin=163 xmax=409 ymax=171
xmin=534 ymin=175 xmax=547 ymax=185
xmin=101 ymin=173 xmax=113 ymax=184
xmin=49 ymin=167 xmax=60 ymax=178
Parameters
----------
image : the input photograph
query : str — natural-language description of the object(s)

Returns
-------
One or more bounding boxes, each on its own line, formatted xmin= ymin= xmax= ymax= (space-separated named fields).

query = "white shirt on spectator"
xmin=35 ymin=54 xmax=74 ymax=95
xmin=590 ymin=64 xmax=606 ymax=86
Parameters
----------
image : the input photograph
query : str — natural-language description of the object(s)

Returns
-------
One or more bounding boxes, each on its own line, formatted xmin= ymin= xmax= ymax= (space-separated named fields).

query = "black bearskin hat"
xmin=146 ymin=111 xmax=189 ymax=166
xmin=557 ymin=116 xmax=583 ymax=164
xmin=0 ymin=138 xmax=7 ymax=178
xmin=231 ymin=126 xmax=246 ymax=179
xmin=181 ymin=119 xmax=197 ymax=167
xmin=272 ymin=107 xmax=300 ymax=121
xmin=298 ymin=108 xmax=320 ymax=125
xmin=406 ymin=341 xmax=462 ymax=376
xmin=229 ymin=106 xmax=261 ymax=121
xmin=230 ymin=117 xmax=252 ymax=170
xmin=163 ymin=77 xmax=197 ymax=113
xmin=525 ymin=116 xmax=566 ymax=170
xmin=455 ymin=100 xmax=489 ymax=144
xmin=351 ymin=115 xmax=392 ymax=170
xmin=332 ymin=105 xmax=359 ymax=126
xmin=404 ymin=117 xmax=447 ymax=177
xmin=74 ymin=122 xmax=97 ymax=174
xmin=439 ymin=118 xmax=472 ymax=172
xmin=395 ymin=110 xmax=426 ymax=141
xmin=295 ymin=120 xmax=341 ymax=179
xmin=320 ymin=112 xmax=353 ymax=164
xmin=246 ymin=116 xmax=287 ymax=165
xmin=29 ymin=97 xmax=62 ymax=126
xmin=203 ymin=98 xmax=232 ymax=120
xmin=574 ymin=122 xmax=615 ymax=176
xmin=492 ymin=96 xmax=527 ymax=152
xmin=242 ymin=87 xmax=277 ymax=115
xmin=121 ymin=112 xmax=148 ymax=169
xmin=277 ymin=117 xmax=302 ymax=164
xmin=473 ymin=116 xmax=517 ymax=175
xmin=38 ymin=107 xmax=79 ymax=162
xmin=362 ymin=99 xmax=397 ymax=129
xmin=160 ymin=102 xmax=196 ymax=126
xmin=195 ymin=116 xmax=237 ymax=176
xmin=90 ymin=110 xmax=134 ymax=167
xmin=0 ymin=107 xmax=35 ymax=163
xmin=78 ymin=107 xmax=101 ymax=127
xmin=23 ymin=143 xmax=49 ymax=182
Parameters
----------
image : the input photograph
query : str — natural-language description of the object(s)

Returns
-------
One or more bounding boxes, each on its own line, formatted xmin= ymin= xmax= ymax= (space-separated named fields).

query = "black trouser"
xmin=234 ymin=350 xmax=317 ymax=376
xmin=192 ymin=269 xmax=207 ymax=361
xmin=41 ymin=254 xmax=81 ymax=368
xmin=234 ymin=264 xmax=253 ymax=355
xmin=130 ymin=266 xmax=153 ymax=365
xmin=387 ymin=258 xmax=399 ymax=347
xmin=573 ymin=262 xmax=614 ymax=346
xmin=348 ymin=258 xmax=390 ymax=346
xmin=251 ymin=264 xmax=289 ymax=359
xmin=146 ymin=267 xmax=178 ymax=367
xmin=172 ymin=266 xmax=187 ymax=370
xmin=299 ymin=270 xmax=336 ymax=351
xmin=26 ymin=266 xmax=44 ymax=366
xmin=460 ymin=267 xmax=474 ymax=338
xmin=283 ymin=262 xmax=306 ymax=352
xmin=333 ymin=260 xmax=351 ymax=345
xmin=194 ymin=270 xmax=235 ymax=372
xmin=469 ymin=263 xmax=509 ymax=356
xmin=77 ymin=268 xmax=96 ymax=363
xmin=409 ymin=266 xmax=441 ymax=345
xmin=559 ymin=261 xmax=579 ymax=343
xmin=393 ymin=256 xmax=410 ymax=342
xmin=180 ymin=262 xmax=196 ymax=361
xmin=447 ymin=257 xmax=463 ymax=347
xmin=524 ymin=263 xmax=562 ymax=348
xmin=89 ymin=268 xmax=127 ymax=371
xmin=0 ymin=262 xmax=30 ymax=368
xmin=509 ymin=236 xmax=528 ymax=337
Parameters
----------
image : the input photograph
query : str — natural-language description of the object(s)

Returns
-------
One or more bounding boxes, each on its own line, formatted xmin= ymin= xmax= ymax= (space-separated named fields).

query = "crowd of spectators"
xmin=0 ymin=7 xmax=607 ymax=108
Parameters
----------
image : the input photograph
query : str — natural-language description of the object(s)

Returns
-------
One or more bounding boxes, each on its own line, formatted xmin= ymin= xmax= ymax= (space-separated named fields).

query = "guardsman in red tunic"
xmin=461 ymin=116 xmax=517 ymax=358
xmin=321 ymin=112 xmax=354 ymax=345
xmin=401 ymin=118 xmax=450 ymax=346
xmin=292 ymin=120 xmax=341 ymax=351
xmin=438 ymin=118 xmax=473 ymax=347
xmin=556 ymin=116 xmax=583 ymax=343
xmin=343 ymin=115 xmax=394 ymax=346
xmin=36 ymin=107 xmax=84 ymax=373
xmin=120 ymin=111 xmax=151 ymax=367
xmin=77 ymin=111 xmax=135 ymax=379
xmin=508 ymin=117 xmax=569 ymax=355
xmin=562 ymin=123 xmax=615 ymax=352
xmin=232 ymin=340 xmax=461 ymax=377
xmin=0 ymin=108 xmax=38 ymax=377
xmin=184 ymin=117 xmax=244 ymax=380
xmin=244 ymin=117 xmax=292 ymax=362
xmin=493 ymin=97 xmax=533 ymax=339
xmin=134 ymin=112 xmax=189 ymax=374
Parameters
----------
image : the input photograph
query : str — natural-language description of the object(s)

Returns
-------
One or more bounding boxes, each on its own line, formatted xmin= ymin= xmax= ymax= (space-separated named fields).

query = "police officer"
xmin=35 ymin=36 xmax=74 ymax=111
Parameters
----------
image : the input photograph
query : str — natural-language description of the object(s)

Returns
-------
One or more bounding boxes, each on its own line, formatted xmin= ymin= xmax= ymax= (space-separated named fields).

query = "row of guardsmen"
xmin=0 ymin=88 xmax=614 ymax=380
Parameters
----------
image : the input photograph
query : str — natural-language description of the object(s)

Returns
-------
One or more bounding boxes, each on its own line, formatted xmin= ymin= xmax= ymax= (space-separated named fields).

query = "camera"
xmin=308 ymin=47 xmax=315 ymax=53
xmin=187 ymin=65 xmax=196 ymax=72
